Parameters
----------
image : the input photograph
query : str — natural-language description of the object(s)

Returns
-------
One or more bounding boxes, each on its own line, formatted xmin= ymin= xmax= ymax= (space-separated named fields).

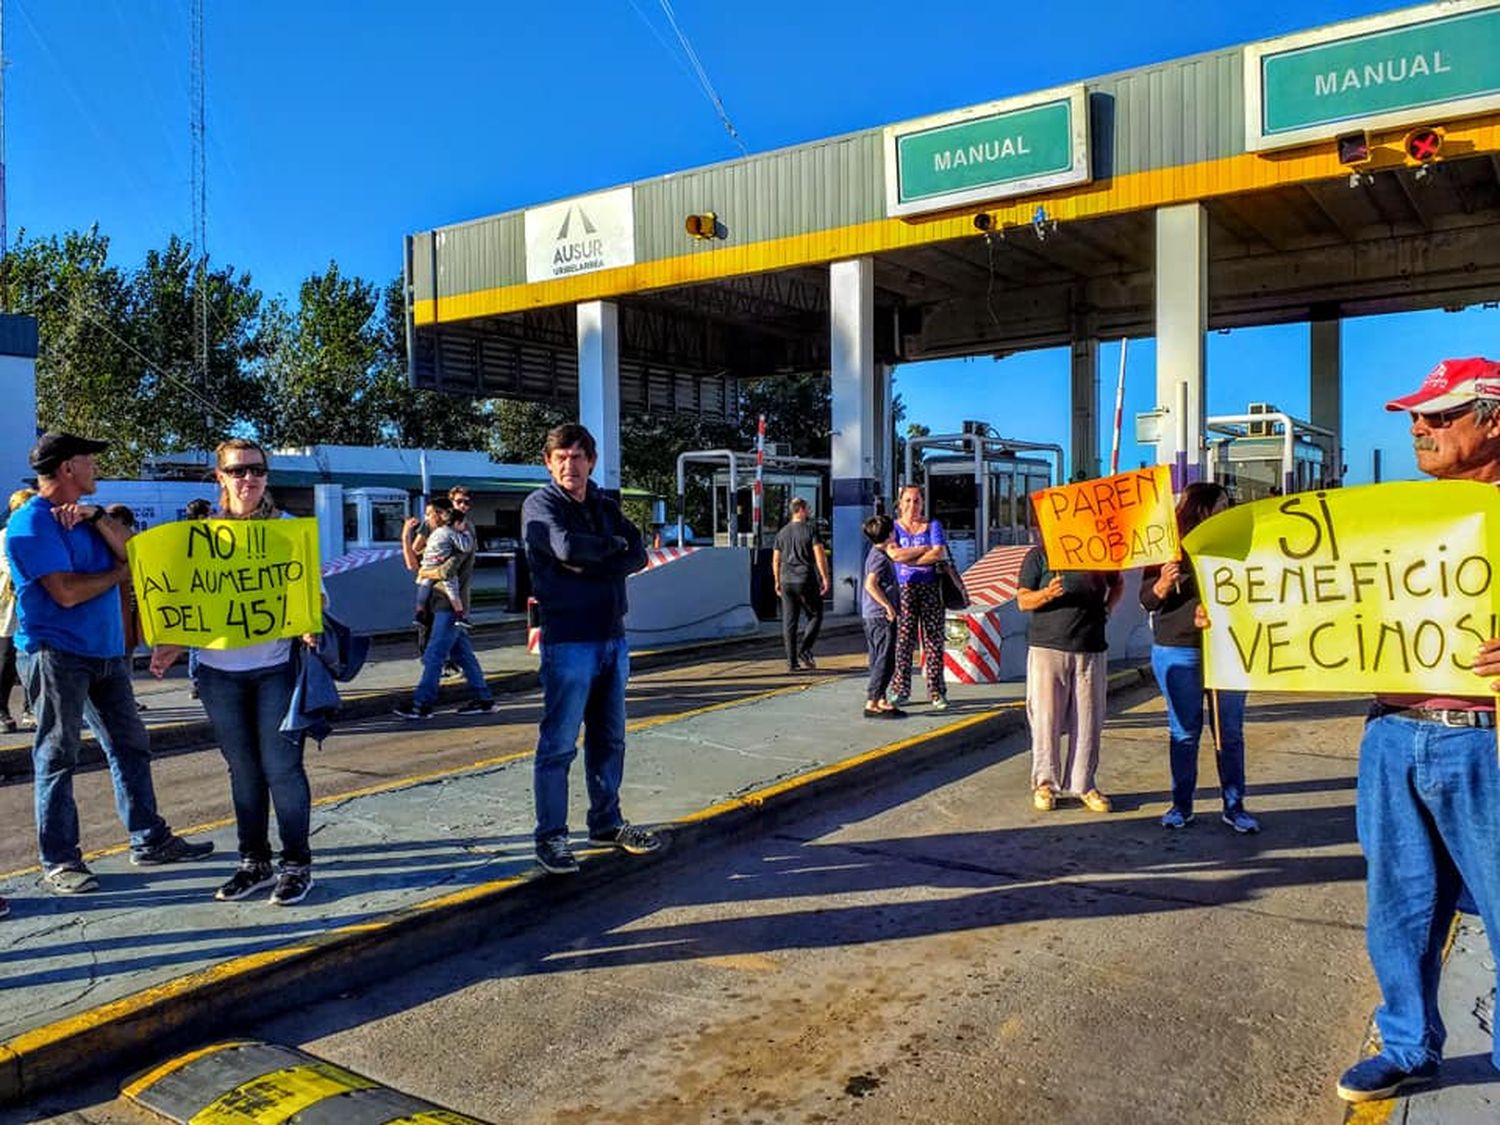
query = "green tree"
xmin=252 ymin=264 xmax=384 ymax=446
xmin=1 ymin=228 xmax=144 ymax=474
xmin=366 ymin=277 xmax=497 ymax=450
xmin=735 ymin=372 xmax=830 ymax=457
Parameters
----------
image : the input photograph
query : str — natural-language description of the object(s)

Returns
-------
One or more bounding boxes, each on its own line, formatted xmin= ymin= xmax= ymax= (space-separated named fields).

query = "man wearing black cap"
xmin=1338 ymin=358 xmax=1500 ymax=1102
xmin=6 ymin=433 xmax=212 ymax=896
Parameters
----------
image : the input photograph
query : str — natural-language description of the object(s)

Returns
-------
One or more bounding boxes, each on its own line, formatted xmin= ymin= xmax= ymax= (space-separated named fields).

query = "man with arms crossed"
xmin=1339 ymin=357 xmax=1500 ymax=1102
xmin=522 ymin=422 xmax=661 ymax=875
xmin=8 ymin=433 xmax=212 ymax=895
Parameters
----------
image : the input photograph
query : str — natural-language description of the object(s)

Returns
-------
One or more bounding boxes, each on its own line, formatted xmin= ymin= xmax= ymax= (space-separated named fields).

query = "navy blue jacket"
xmin=522 ymin=480 xmax=647 ymax=643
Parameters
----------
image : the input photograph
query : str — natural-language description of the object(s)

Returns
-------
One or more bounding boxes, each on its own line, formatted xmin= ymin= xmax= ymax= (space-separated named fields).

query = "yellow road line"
xmin=121 ymin=1040 xmax=250 ymax=1099
xmin=0 ymin=682 xmax=806 ymax=882
xmin=677 ymin=704 xmax=1021 ymax=823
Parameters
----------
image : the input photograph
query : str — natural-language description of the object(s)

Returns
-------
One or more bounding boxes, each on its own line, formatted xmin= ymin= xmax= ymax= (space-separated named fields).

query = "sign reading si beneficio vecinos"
xmin=1182 ymin=481 xmax=1500 ymax=694
xmin=1031 ymin=465 xmax=1178 ymax=571
xmin=127 ymin=518 xmax=323 ymax=649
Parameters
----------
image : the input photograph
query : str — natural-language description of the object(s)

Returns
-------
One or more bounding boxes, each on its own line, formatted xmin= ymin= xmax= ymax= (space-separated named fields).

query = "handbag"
xmin=938 ymin=561 xmax=969 ymax=611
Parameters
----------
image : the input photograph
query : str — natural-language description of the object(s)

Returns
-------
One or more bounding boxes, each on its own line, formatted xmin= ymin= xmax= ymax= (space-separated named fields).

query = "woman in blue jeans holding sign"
xmin=1139 ymin=482 xmax=1260 ymax=834
xmin=151 ymin=439 xmax=318 ymax=905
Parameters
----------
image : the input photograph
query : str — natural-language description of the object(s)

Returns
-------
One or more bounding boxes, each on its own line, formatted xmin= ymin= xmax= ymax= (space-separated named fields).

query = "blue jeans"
xmin=1358 ymin=713 xmax=1500 ymax=1070
xmin=534 ymin=637 xmax=628 ymax=843
xmin=21 ymin=646 xmax=169 ymax=867
xmin=1150 ymin=644 xmax=1246 ymax=813
xmin=197 ymin=662 xmax=311 ymax=865
xmin=412 ymin=611 xmax=491 ymax=708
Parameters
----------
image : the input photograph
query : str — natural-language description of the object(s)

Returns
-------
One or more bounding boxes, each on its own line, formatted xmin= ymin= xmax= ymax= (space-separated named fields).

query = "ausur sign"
xmin=1245 ymin=0 xmax=1500 ymax=152
xmin=884 ymin=86 xmax=1090 ymax=218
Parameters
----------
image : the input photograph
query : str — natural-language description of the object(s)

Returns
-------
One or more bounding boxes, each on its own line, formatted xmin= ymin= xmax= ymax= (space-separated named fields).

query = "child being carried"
xmin=414 ymin=497 xmax=474 ymax=630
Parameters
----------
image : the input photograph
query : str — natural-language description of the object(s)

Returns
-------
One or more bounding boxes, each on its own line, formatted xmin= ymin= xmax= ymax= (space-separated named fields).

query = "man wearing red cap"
xmin=1338 ymin=357 xmax=1500 ymax=1102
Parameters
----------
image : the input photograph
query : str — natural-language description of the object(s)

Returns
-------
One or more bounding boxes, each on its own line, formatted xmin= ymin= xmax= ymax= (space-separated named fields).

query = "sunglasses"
xmin=1410 ymin=403 xmax=1475 ymax=428
xmin=220 ymin=463 xmax=268 ymax=479
xmin=451 ymin=496 xmax=471 ymax=504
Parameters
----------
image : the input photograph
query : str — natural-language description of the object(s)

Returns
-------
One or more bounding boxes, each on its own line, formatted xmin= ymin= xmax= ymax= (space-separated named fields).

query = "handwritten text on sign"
xmin=1182 ymin=481 xmax=1500 ymax=694
xmin=127 ymin=518 xmax=323 ymax=649
xmin=1031 ymin=465 xmax=1178 ymax=571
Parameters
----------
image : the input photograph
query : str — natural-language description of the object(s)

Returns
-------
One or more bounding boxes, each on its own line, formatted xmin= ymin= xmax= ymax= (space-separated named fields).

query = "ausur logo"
xmin=552 ymin=205 xmax=606 ymax=275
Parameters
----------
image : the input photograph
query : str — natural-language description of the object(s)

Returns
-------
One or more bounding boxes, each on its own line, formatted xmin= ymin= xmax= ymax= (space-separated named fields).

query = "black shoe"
xmin=536 ymin=836 xmax=579 ymax=875
xmin=269 ymin=864 xmax=313 ymax=906
xmin=799 ymin=652 xmax=817 ymax=669
xmin=130 ymin=834 xmax=215 ymax=866
xmin=455 ymin=698 xmax=495 ymax=715
xmin=214 ymin=860 xmax=276 ymax=901
xmin=393 ymin=704 xmax=433 ymax=721
xmin=587 ymin=821 xmax=663 ymax=856
xmin=0 ymin=715 xmax=15 ymax=734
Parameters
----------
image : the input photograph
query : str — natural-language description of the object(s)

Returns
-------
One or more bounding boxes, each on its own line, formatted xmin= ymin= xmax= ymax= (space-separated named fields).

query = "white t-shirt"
xmin=194 ymin=512 xmax=305 ymax=673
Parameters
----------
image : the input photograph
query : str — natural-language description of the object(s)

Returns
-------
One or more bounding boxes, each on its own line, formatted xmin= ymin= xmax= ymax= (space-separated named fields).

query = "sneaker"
xmin=269 ymin=864 xmax=313 ymax=906
xmin=393 ymin=703 xmax=433 ymax=721
xmin=798 ymin=652 xmax=817 ymax=670
xmin=443 ymin=663 xmax=463 ymax=679
xmin=1032 ymin=784 xmax=1056 ymax=812
xmin=1222 ymin=807 xmax=1262 ymax=834
xmin=929 ymin=695 xmax=950 ymax=711
xmin=43 ymin=862 xmax=99 ymax=894
xmin=1080 ymin=789 xmax=1113 ymax=814
xmin=536 ymin=836 xmax=579 ymax=875
xmin=1160 ymin=807 xmax=1195 ymax=830
xmin=130 ymin=833 xmax=215 ymax=866
xmin=587 ymin=822 xmax=663 ymax=856
xmin=888 ymin=693 xmax=910 ymax=708
xmin=455 ymin=698 xmax=495 ymax=715
xmin=214 ymin=860 xmax=276 ymax=902
xmin=19 ymin=711 xmax=35 ymax=729
xmin=1336 ymin=1054 xmax=1438 ymax=1103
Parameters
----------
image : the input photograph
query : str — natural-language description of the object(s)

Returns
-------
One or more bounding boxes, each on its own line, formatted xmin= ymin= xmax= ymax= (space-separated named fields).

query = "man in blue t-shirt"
xmin=7 ymin=433 xmax=212 ymax=895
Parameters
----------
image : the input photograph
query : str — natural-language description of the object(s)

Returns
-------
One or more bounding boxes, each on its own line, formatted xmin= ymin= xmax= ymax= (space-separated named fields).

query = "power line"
xmin=654 ymin=0 xmax=747 ymax=156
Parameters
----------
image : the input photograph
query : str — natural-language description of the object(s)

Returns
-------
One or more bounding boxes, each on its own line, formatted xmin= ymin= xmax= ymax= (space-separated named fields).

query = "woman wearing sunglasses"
xmin=150 ymin=439 xmax=317 ymax=905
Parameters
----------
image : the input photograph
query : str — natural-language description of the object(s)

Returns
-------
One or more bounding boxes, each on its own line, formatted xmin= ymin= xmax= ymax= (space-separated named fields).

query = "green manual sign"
xmin=884 ymin=86 xmax=1089 ymax=218
xmin=1245 ymin=0 xmax=1500 ymax=152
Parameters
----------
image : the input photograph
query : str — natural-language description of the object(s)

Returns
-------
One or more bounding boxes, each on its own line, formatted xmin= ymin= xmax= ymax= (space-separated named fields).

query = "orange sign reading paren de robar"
xmin=1031 ymin=465 xmax=1178 ymax=571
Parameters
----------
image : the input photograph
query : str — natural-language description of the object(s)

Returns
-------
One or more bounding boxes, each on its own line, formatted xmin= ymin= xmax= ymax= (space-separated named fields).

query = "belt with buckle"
xmin=1371 ymin=702 xmax=1497 ymax=729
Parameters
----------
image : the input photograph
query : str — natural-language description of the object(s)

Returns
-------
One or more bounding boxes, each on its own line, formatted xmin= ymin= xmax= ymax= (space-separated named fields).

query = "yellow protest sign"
xmin=1031 ymin=465 xmax=1178 ymax=571
xmin=127 ymin=518 xmax=323 ymax=649
xmin=1182 ymin=481 xmax=1500 ymax=694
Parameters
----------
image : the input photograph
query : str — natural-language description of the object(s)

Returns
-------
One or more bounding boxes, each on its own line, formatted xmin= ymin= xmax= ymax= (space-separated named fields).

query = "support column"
xmin=830 ymin=258 xmax=878 ymax=616
xmin=874 ymin=362 xmax=895 ymax=507
xmin=1155 ymin=203 xmax=1208 ymax=482
xmin=1310 ymin=315 xmax=1343 ymax=485
xmin=1069 ymin=336 xmax=1100 ymax=481
xmin=577 ymin=301 xmax=621 ymax=495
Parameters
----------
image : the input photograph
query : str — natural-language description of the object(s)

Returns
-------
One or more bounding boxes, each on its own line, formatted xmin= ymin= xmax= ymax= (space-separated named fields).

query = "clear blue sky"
xmin=7 ymin=0 xmax=1494 ymax=482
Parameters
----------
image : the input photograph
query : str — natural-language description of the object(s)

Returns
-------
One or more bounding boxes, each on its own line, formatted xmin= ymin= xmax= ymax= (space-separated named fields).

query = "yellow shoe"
xmin=1032 ymin=784 xmax=1056 ymax=811
xmin=1080 ymin=789 xmax=1112 ymax=814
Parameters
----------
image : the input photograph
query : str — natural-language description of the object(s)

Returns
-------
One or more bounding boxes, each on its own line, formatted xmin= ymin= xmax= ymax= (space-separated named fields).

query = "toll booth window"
xmin=370 ymin=501 xmax=409 ymax=543
xmin=342 ymin=502 xmax=359 ymax=543
xmin=929 ymin=475 xmax=977 ymax=533
xmin=990 ymin=473 xmax=1014 ymax=532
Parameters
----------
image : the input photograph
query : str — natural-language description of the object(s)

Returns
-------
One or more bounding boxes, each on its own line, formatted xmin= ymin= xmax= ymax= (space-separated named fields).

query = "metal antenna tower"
xmin=190 ymin=0 xmax=208 ymax=400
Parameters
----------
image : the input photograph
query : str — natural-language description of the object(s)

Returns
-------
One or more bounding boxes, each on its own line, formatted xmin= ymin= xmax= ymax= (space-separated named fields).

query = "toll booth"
xmin=708 ymin=466 xmax=826 ymax=548
xmin=905 ymin=425 xmax=1063 ymax=571
xmin=1206 ymin=405 xmax=1333 ymax=502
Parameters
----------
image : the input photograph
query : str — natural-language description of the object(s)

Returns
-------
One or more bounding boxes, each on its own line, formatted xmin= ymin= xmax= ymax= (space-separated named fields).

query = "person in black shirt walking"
xmin=772 ymin=498 xmax=830 ymax=671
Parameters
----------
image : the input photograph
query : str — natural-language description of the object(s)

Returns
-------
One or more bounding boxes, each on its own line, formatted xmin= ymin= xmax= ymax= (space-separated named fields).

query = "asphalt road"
xmin=13 ymin=684 xmax=1376 ymax=1125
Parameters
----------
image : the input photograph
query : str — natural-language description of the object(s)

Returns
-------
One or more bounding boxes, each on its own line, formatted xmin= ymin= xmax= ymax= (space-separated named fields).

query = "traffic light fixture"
xmin=1403 ymin=126 xmax=1444 ymax=164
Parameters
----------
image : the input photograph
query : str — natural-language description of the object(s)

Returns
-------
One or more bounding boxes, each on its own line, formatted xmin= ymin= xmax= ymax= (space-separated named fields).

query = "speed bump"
xmin=122 ymin=1041 xmax=489 ymax=1124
